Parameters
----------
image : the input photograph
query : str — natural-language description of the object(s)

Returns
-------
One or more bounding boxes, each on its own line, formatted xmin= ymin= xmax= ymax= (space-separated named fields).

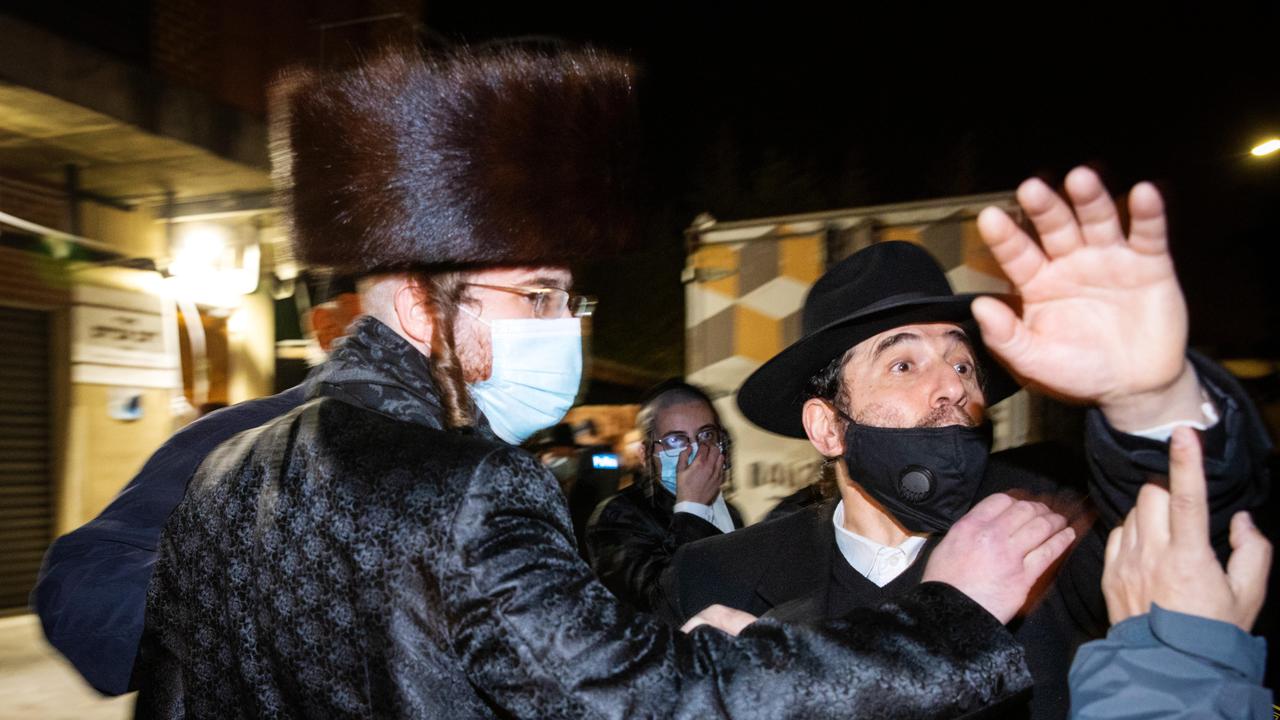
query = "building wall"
xmin=0 ymin=247 xmax=67 ymax=604
xmin=227 ymin=288 xmax=275 ymax=404
xmin=2 ymin=186 xmax=278 ymax=533
xmin=78 ymin=200 xmax=165 ymax=263
xmin=0 ymin=3 xmax=302 ymax=598
xmin=53 ymin=253 xmax=272 ymax=533
xmin=60 ymin=268 xmax=180 ymax=530
xmin=58 ymin=384 xmax=173 ymax=534
xmin=151 ymin=0 xmax=425 ymax=116
xmin=0 ymin=177 xmax=69 ymax=234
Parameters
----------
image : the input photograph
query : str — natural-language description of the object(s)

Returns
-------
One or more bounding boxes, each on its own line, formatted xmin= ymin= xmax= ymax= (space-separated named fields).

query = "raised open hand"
xmin=974 ymin=167 xmax=1201 ymax=431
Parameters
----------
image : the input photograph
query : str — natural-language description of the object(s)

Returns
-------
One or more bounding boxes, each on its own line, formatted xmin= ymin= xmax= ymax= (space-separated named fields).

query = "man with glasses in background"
xmin=585 ymin=380 xmax=743 ymax=612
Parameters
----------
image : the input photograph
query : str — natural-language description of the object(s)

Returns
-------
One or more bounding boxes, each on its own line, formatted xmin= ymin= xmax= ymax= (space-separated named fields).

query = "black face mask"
xmin=841 ymin=420 xmax=992 ymax=534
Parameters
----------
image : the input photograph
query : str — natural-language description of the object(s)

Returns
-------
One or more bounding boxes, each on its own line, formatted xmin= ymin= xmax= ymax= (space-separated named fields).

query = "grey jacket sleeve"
xmin=1068 ymin=605 xmax=1272 ymax=720
xmin=446 ymin=445 xmax=1033 ymax=719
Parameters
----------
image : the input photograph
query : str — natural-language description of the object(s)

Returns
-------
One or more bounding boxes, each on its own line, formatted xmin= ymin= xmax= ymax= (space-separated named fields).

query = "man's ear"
xmin=802 ymin=398 xmax=845 ymax=457
xmin=306 ymin=304 xmax=330 ymax=336
xmin=392 ymin=279 xmax=433 ymax=347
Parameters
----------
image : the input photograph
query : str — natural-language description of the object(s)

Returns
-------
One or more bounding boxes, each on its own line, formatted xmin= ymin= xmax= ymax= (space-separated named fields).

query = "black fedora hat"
xmin=736 ymin=241 xmax=1020 ymax=438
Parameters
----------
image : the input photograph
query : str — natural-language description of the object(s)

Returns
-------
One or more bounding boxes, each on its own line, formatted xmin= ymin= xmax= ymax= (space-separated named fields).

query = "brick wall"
xmin=0 ymin=176 xmax=69 ymax=234
xmin=150 ymin=0 xmax=214 ymax=91
xmin=149 ymin=0 xmax=424 ymax=116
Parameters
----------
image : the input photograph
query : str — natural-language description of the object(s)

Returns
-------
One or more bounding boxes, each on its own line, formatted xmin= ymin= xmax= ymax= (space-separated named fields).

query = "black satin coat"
xmin=137 ymin=317 xmax=1034 ymax=719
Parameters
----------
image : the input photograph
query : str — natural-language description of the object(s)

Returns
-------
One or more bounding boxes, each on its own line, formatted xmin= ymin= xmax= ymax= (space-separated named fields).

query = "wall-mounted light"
xmin=168 ymin=223 xmax=229 ymax=276
xmin=163 ymin=221 xmax=260 ymax=309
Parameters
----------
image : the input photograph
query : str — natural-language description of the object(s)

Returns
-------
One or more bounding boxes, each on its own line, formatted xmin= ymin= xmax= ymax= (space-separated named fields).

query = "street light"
xmin=1250 ymin=138 xmax=1280 ymax=157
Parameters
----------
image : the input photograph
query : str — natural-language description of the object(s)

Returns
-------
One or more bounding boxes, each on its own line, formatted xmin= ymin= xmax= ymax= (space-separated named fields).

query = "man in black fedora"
xmin=664 ymin=167 xmax=1271 ymax=719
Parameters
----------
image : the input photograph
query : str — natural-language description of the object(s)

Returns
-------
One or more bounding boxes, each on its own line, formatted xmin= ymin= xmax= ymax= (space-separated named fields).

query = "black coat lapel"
xmin=754 ymin=500 xmax=837 ymax=611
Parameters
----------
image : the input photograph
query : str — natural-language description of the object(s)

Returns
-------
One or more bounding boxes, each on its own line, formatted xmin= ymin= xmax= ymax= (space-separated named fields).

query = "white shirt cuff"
xmin=674 ymin=500 xmax=716 ymax=523
xmin=1128 ymin=397 xmax=1221 ymax=443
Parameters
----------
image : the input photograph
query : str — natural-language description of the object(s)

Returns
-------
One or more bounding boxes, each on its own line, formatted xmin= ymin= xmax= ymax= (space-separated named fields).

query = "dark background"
xmin=5 ymin=1 xmax=1277 ymax=378
xmin=424 ymin=2 xmax=1280 ymax=376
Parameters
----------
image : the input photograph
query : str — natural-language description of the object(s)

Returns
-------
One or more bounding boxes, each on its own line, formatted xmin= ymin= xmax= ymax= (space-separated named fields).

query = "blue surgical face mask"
xmin=463 ymin=310 xmax=583 ymax=445
xmin=656 ymin=443 xmax=698 ymax=495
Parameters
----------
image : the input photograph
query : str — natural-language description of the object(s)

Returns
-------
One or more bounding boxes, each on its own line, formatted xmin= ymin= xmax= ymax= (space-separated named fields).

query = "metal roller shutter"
xmin=0 ymin=305 xmax=51 ymax=613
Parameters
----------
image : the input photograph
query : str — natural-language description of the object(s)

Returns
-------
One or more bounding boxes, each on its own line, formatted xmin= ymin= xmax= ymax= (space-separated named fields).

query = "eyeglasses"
xmin=464 ymin=284 xmax=597 ymax=319
xmin=655 ymin=426 xmax=725 ymax=453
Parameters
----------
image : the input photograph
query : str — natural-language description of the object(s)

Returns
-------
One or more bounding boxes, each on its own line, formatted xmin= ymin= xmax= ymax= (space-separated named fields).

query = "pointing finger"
xmin=675 ymin=446 xmax=691 ymax=472
xmin=1122 ymin=506 xmax=1139 ymax=552
xmin=690 ymin=443 xmax=710 ymax=467
xmin=1135 ymin=482 xmax=1171 ymax=546
xmin=1167 ymin=427 xmax=1209 ymax=549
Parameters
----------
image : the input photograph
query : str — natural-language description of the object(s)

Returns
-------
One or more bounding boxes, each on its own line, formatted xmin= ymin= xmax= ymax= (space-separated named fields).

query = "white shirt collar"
xmin=832 ymin=500 xmax=928 ymax=587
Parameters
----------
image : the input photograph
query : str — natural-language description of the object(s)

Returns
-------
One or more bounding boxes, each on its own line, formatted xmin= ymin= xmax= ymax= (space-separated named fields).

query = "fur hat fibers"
xmin=271 ymin=48 xmax=642 ymax=272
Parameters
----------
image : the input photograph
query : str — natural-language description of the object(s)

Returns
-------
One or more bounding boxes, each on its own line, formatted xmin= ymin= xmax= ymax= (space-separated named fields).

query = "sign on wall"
xmin=71 ymin=284 xmax=181 ymax=389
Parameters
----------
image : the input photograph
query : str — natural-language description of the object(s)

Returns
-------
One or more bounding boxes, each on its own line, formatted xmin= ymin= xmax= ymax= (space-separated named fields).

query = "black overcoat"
xmin=137 ymin=317 xmax=1033 ymax=719
xmin=585 ymin=476 xmax=743 ymax=612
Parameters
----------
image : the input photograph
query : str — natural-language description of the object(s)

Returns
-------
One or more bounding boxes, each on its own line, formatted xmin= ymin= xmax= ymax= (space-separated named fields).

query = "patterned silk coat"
xmin=137 ymin=317 xmax=1032 ymax=719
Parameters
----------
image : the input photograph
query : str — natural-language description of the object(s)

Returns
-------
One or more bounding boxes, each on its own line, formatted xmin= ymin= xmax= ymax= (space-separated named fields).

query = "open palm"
xmin=973 ymin=167 xmax=1187 ymax=408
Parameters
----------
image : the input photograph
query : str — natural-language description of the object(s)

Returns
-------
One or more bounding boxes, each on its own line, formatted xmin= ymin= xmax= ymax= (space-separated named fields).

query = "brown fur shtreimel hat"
xmin=270 ymin=47 xmax=642 ymax=273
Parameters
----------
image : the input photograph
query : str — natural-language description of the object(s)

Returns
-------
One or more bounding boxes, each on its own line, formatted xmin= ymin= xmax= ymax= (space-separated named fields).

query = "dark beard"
xmin=914 ymin=404 xmax=977 ymax=429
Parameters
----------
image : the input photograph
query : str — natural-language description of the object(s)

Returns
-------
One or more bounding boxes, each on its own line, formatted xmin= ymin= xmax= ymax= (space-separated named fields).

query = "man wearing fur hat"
xmin=136 ymin=48 xmax=1073 ymax=718
xmin=664 ymin=169 xmax=1271 ymax=719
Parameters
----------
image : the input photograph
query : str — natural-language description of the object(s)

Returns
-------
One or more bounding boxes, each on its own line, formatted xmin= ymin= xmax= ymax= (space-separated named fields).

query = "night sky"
xmin=7 ymin=1 xmax=1275 ymax=377
xmin=425 ymin=2 xmax=1280 ymax=376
